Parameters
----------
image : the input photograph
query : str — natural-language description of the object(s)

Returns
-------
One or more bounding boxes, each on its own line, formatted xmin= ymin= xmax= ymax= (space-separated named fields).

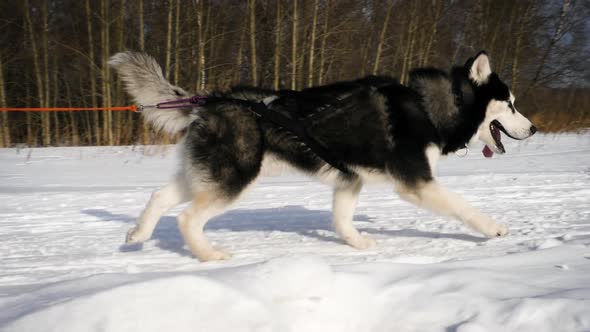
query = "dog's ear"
xmin=468 ymin=51 xmax=491 ymax=85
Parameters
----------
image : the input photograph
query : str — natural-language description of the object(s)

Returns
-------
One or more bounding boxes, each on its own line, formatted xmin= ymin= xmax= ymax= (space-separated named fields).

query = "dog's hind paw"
xmin=346 ymin=234 xmax=377 ymax=250
xmin=197 ymin=249 xmax=232 ymax=262
xmin=125 ymin=226 xmax=149 ymax=244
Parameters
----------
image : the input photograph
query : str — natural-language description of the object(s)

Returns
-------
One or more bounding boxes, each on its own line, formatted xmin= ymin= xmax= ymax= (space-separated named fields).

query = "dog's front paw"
xmin=483 ymin=223 xmax=509 ymax=238
xmin=345 ymin=234 xmax=377 ymax=250
xmin=197 ymin=249 xmax=232 ymax=262
xmin=125 ymin=226 xmax=149 ymax=244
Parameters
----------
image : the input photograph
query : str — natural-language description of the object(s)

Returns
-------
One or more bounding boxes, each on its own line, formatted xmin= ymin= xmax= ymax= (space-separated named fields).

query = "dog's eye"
xmin=507 ymin=101 xmax=515 ymax=113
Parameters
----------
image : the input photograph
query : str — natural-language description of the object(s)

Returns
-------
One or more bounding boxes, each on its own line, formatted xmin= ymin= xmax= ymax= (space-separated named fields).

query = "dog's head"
xmin=466 ymin=52 xmax=537 ymax=157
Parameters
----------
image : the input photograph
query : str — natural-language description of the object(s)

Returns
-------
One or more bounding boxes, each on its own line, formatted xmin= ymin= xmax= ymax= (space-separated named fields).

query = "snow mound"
xmin=4 ymin=248 xmax=590 ymax=332
xmin=5 ymin=276 xmax=271 ymax=332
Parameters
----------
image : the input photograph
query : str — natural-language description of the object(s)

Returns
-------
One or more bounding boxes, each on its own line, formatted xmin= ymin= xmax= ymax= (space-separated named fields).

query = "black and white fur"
xmin=109 ymin=51 xmax=536 ymax=261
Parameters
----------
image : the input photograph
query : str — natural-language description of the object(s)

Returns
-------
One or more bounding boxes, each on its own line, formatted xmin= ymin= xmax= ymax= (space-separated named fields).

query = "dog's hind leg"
xmin=395 ymin=180 xmax=508 ymax=238
xmin=177 ymin=191 xmax=233 ymax=261
xmin=126 ymin=175 xmax=191 ymax=244
xmin=332 ymin=181 xmax=376 ymax=249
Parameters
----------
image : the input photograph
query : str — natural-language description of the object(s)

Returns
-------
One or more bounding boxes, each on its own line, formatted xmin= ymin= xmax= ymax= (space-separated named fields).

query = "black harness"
xmin=246 ymin=100 xmax=354 ymax=176
xmin=150 ymin=93 xmax=355 ymax=176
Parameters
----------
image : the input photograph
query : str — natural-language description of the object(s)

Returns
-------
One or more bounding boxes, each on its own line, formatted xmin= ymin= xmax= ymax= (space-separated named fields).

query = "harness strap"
xmin=151 ymin=94 xmax=354 ymax=176
xmin=247 ymin=101 xmax=354 ymax=176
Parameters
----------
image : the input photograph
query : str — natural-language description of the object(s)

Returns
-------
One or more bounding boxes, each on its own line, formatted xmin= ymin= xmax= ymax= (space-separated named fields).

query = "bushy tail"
xmin=109 ymin=51 xmax=196 ymax=135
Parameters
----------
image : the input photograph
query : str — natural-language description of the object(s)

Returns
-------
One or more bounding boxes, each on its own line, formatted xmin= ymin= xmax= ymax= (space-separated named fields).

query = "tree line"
xmin=0 ymin=0 xmax=588 ymax=147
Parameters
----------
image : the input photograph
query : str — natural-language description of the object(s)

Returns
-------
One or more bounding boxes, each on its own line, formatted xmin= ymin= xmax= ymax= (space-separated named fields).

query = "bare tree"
xmin=0 ymin=0 xmax=587 ymax=147
xmin=249 ymin=0 xmax=258 ymax=86
xmin=86 ymin=0 xmax=100 ymax=145
xmin=23 ymin=0 xmax=45 ymax=145
xmin=273 ymin=0 xmax=282 ymax=90
xmin=235 ymin=15 xmax=247 ymax=83
xmin=317 ymin=0 xmax=330 ymax=85
xmin=524 ymin=0 xmax=572 ymax=96
xmin=511 ymin=1 xmax=535 ymax=95
xmin=64 ymin=73 xmax=79 ymax=145
xmin=373 ymin=2 xmax=394 ymax=75
xmin=195 ymin=0 xmax=206 ymax=91
xmin=0 ymin=52 xmax=8 ymax=147
xmin=42 ymin=0 xmax=51 ymax=145
xmin=173 ymin=0 xmax=182 ymax=85
xmin=307 ymin=0 xmax=319 ymax=87
xmin=422 ymin=1 xmax=444 ymax=66
xmin=101 ymin=0 xmax=113 ymax=145
xmin=291 ymin=0 xmax=298 ymax=90
xmin=400 ymin=2 xmax=419 ymax=85
xmin=165 ymin=0 xmax=174 ymax=79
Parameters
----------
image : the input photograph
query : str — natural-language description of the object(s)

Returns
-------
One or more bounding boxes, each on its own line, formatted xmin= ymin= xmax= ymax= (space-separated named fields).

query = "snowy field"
xmin=1 ymin=133 xmax=589 ymax=332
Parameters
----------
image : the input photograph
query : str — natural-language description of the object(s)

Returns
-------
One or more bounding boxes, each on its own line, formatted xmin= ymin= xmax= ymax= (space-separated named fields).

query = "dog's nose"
xmin=530 ymin=125 xmax=537 ymax=135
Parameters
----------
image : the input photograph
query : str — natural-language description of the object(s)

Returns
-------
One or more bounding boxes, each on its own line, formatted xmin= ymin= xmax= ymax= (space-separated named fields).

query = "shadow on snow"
xmin=82 ymin=205 xmax=485 ymax=256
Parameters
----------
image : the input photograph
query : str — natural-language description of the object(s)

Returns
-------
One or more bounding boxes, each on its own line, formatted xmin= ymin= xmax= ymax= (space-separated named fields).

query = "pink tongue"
xmin=482 ymin=145 xmax=494 ymax=158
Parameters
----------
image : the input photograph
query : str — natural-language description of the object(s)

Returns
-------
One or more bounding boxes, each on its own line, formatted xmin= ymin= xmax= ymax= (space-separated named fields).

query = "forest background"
xmin=0 ymin=0 xmax=588 ymax=147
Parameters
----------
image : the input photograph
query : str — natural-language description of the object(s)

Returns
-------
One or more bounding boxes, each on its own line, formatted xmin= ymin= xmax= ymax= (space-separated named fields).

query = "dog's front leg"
xmin=395 ymin=180 xmax=508 ymax=237
xmin=332 ymin=181 xmax=376 ymax=249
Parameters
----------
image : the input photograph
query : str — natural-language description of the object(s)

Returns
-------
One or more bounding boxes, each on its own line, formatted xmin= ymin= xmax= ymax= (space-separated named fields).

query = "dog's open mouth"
xmin=482 ymin=120 xmax=506 ymax=158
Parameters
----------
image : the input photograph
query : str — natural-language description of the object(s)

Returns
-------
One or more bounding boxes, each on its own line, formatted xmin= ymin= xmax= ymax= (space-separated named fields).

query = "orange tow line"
xmin=0 ymin=105 xmax=138 ymax=112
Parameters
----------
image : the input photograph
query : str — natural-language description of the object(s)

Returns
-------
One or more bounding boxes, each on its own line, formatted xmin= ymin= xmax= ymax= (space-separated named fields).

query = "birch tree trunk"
xmin=422 ymin=0 xmax=443 ymax=66
xmin=173 ymin=0 xmax=181 ymax=85
xmin=122 ymin=0 xmax=135 ymax=145
xmin=291 ymin=0 xmax=298 ymax=90
xmin=404 ymin=3 xmax=419 ymax=85
xmin=235 ymin=16 xmax=247 ymax=83
xmin=0 ymin=52 xmax=8 ymax=147
xmin=165 ymin=0 xmax=174 ymax=79
xmin=400 ymin=3 xmax=418 ymax=85
xmin=249 ymin=0 xmax=258 ymax=85
xmin=42 ymin=0 xmax=51 ymax=145
xmin=373 ymin=2 xmax=393 ymax=75
xmin=487 ymin=2 xmax=505 ymax=60
xmin=86 ymin=0 xmax=100 ymax=145
xmin=158 ymin=0 xmax=175 ymax=144
xmin=498 ymin=5 xmax=518 ymax=75
xmin=114 ymin=0 xmax=126 ymax=145
xmin=203 ymin=4 xmax=212 ymax=90
xmin=139 ymin=0 xmax=145 ymax=52
xmin=80 ymin=72 xmax=92 ymax=144
xmin=297 ymin=22 xmax=308 ymax=90
xmin=307 ymin=0 xmax=319 ymax=87
xmin=273 ymin=0 xmax=282 ymax=90
xmin=24 ymin=0 xmax=45 ymax=146
xmin=52 ymin=55 xmax=59 ymax=144
xmin=138 ymin=0 xmax=150 ymax=145
xmin=318 ymin=0 xmax=330 ymax=85
xmin=360 ymin=38 xmax=371 ymax=76
xmin=65 ymin=78 xmax=79 ymax=145
xmin=24 ymin=65 xmax=35 ymax=146
xmin=511 ymin=2 xmax=534 ymax=95
xmin=101 ymin=0 xmax=113 ymax=145
xmin=196 ymin=0 xmax=206 ymax=91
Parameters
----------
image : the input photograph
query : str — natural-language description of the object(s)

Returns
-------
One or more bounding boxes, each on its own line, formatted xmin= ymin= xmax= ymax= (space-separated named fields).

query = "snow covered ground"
xmin=0 ymin=133 xmax=589 ymax=332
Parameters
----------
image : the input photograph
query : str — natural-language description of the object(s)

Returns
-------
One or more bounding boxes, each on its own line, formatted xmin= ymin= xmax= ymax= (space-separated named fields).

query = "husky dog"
xmin=109 ymin=51 xmax=536 ymax=261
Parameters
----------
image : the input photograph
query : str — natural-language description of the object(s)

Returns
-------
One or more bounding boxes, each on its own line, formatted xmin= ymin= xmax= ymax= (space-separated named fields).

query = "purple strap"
xmin=156 ymin=95 xmax=207 ymax=109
